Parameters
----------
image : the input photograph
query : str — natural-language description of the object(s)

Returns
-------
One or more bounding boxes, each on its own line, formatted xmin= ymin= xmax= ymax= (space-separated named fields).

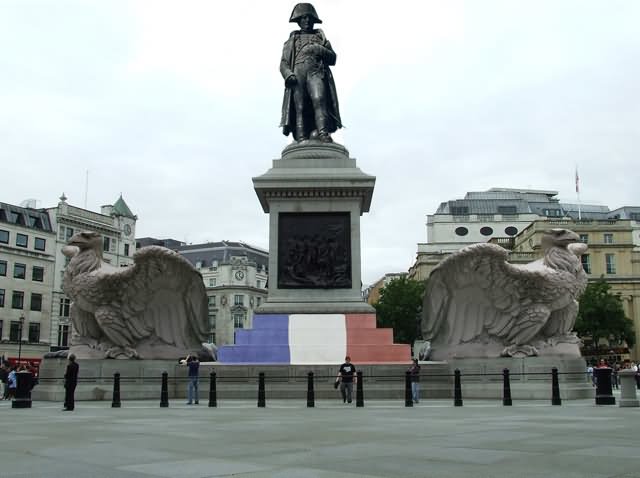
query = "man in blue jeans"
xmin=186 ymin=355 xmax=199 ymax=405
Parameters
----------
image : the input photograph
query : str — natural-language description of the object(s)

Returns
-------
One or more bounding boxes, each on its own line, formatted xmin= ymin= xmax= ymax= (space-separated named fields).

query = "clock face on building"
xmin=235 ymin=270 xmax=245 ymax=280
xmin=124 ymin=224 xmax=132 ymax=236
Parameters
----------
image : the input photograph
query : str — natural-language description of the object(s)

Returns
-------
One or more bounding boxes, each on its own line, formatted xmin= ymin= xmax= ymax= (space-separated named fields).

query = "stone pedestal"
xmin=217 ymin=142 xmax=410 ymax=364
xmin=253 ymin=142 xmax=375 ymax=314
xmin=618 ymin=369 xmax=639 ymax=407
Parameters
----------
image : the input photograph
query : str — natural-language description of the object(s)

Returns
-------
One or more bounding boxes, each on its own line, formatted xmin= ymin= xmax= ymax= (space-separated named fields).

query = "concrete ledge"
xmin=32 ymin=358 xmax=592 ymax=401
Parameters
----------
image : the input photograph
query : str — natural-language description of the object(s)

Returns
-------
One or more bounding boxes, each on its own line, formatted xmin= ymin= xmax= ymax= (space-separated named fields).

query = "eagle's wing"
xmin=422 ymin=243 xmax=567 ymax=347
xmin=95 ymin=246 xmax=209 ymax=349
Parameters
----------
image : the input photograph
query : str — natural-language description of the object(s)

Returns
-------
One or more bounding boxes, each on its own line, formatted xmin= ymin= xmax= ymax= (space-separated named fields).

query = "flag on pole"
xmin=575 ymin=167 xmax=580 ymax=194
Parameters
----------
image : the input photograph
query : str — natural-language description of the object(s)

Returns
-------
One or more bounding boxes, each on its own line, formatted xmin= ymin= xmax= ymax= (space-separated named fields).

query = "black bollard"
xmin=257 ymin=372 xmax=266 ymax=408
xmin=404 ymin=371 xmax=413 ymax=407
xmin=208 ymin=371 xmax=217 ymax=408
xmin=12 ymin=370 xmax=33 ymax=409
xmin=551 ymin=368 xmax=561 ymax=406
xmin=502 ymin=368 xmax=512 ymax=406
xmin=356 ymin=371 xmax=364 ymax=407
xmin=594 ymin=367 xmax=615 ymax=405
xmin=112 ymin=372 xmax=121 ymax=408
xmin=307 ymin=372 xmax=315 ymax=408
xmin=454 ymin=369 xmax=463 ymax=407
xmin=160 ymin=371 xmax=169 ymax=408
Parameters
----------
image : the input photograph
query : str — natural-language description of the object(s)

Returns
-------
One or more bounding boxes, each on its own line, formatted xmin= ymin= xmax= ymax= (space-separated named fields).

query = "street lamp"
xmin=17 ymin=315 xmax=25 ymax=366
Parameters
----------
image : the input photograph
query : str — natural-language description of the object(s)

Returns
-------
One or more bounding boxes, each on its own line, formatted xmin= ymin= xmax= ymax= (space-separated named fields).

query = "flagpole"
xmin=575 ymin=166 xmax=581 ymax=221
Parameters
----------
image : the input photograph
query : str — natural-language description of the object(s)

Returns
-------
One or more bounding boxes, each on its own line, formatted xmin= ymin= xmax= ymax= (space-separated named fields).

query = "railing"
xmin=28 ymin=367 xmax=617 ymax=409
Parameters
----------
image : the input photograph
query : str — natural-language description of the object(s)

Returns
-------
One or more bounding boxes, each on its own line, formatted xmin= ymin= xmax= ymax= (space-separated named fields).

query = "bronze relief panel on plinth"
xmin=278 ymin=212 xmax=351 ymax=289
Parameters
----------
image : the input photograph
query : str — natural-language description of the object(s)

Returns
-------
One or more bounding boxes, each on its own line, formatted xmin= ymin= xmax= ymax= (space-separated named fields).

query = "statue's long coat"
xmin=280 ymin=29 xmax=342 ymax=139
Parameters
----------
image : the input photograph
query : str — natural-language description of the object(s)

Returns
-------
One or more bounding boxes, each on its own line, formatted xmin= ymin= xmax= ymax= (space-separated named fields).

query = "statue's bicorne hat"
xmin=289 ymin=3 xmax=322 ymax=24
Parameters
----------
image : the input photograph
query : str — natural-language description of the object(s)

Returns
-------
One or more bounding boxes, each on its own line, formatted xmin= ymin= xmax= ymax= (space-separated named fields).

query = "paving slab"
xmin=0 ymin=393 xmax=636 ymax=478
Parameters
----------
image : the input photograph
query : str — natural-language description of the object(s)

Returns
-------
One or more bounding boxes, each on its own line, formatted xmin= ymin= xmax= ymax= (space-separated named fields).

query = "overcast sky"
xmin=1 ymin=0 xmax=638 ymax=285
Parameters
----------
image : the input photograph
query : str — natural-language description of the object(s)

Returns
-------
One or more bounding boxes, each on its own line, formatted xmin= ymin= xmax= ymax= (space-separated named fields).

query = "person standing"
xmin=0 ymin=363 xmax=7 ymax=399
xmin=6 ymin=366 xmax=17 ymax=400
xmin=186 ymin=355 xmax=200 ymax=405
xmin=336 ymin=356 xmax=356 ymax=404
xmin=63 ymin=354 xmax=79 ymax=411
xmin=408 ymin=359 xmax=421 ymax=403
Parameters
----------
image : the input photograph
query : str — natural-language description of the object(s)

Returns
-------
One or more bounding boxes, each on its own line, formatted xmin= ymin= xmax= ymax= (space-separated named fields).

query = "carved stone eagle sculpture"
xmin=62 ymin=232 xmax=209 ymax=359
xmin=421 ymin=229 xmax=588 ymax=359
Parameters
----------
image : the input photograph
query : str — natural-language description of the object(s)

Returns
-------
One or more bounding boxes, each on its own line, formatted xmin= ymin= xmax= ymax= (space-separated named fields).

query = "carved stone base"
xmin=429 ymin=338 xmax=581 ymax=361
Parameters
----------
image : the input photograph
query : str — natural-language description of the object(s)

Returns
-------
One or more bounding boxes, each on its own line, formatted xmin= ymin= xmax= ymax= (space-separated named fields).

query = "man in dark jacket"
xmin=63 ymin=354 xmax=79 ymax=411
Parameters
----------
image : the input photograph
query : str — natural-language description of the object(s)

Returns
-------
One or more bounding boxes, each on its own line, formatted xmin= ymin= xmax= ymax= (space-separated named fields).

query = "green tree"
xmin=575 ymin=277 xmax=635 ymax=348
xmin=374 ymin=277 xmax=425 ymax=344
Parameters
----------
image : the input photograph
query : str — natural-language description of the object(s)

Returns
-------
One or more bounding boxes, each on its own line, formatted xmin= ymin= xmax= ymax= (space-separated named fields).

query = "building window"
xmin=10 ymin=321 xmax=21 ymax=341
xmin=103 ymin=237 xmax=111 ymax=252
xmin=14 ymin=263 xmax=26 ymax=279
xmin=603 ymin=233 xmax=614 ymax=244
xmin=32 ymin=266 xmax=44 ymax=282
xmin=209 ymin=278 xmax=216 ymax=287
xmin=480 ymin=226 xmax=493 ymax=236
xmin=58 ymin=324 xmax=70 ymax=347
xmin=0 ymin=288 xmax=4 ymax=307
xmin=208 ymin=332 xmax=216 ymax=344
xmin=0 ymin=229 xmax=8 ymax=243
xmin=208 ymin=313 xmax=216 ymax=329
xmin=59 ymin=298 xmax=70 ymax=317
xmin=605 ymin=254 xmax=616 ymax=274
xmin=579 ymin=234 xmax=588 ymax=243
xmin=12 ymin=291 xmax=24 ymax=309
xmin=256 ymin=297 xmax=261 ymax=306
xmin=124 ymin=244 xmax=130 ymax=256
xmin=196 ymin=261 xmax=203 ymax=269
xmin=16 ymin=233 xmax=28 ymax=248
xmin=0 ymin=320 xmax=2 ymax=339
xmin=504 ymin=226 xmax=518 ymax=236
xmin=0 ymin=260 xmax=6 ymax=276
xmin=30 ymin=293 xmax=43 ymax=311
xmin=629 ymin=212 xmax=640 ymax=221
xmin=451 ymin=206 xmax=469 ymax=216
xmin=498 ymin=206 xmax=517 ymax=215
xmin=208 ymin=295 xmax=216 ymax=306
xmin=581 ymin=254 xmax=591 ymax=274
xmin=234 ymin=294 xmax=244 ymax=306
xmin=454 ymin=227 xmax=469 ymax=236
xmin=65 ymin=226 xmax=74 ymax=241
xmin=256 ymin=280 xmax=262 ymax=288
xmin=34 ymin=237 xmax=46 ymax=251
xmin=233 ymin=313 xmax=245 ymax=329
xmin=543 ymin=209 xmax=561 ymax=217
xmin=28 ymin=322 xmax=40 ymax=343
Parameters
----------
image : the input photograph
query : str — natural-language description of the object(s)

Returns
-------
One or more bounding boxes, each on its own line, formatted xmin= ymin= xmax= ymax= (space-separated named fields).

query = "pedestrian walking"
xmin=336 ymin=356 xmax=356 ymax=404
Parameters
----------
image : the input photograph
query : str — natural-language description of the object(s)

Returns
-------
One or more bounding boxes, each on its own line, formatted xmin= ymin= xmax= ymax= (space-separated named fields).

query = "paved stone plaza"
xmin=1 ymin=392 xmax=637 ymax=478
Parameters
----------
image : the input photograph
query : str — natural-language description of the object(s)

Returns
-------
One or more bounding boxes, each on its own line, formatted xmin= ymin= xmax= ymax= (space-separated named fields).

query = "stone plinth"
xmin=240 ymin=142 xmax=411 ymax=365
xmin=252 ymin=142 xmax=375 ymax=314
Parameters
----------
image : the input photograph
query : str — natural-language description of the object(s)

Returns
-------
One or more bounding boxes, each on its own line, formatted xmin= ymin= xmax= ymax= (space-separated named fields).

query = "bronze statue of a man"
xmin=280 ymin=3 xmax=342 ymax=143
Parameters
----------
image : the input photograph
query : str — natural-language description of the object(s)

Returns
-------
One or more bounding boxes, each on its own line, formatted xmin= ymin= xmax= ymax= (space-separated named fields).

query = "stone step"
xmin=348 ymin=344 xmax=412 ymax=364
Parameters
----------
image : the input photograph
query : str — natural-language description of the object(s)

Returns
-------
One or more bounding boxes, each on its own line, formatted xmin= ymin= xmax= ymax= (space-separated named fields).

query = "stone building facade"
xmin=0 ymin=202 xmax=56 ymax=362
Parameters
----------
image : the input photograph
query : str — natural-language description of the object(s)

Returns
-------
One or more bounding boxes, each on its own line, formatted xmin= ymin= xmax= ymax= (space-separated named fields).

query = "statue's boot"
xmin=315 ymin=115 xmax=332 ymax=142
xmin=296 ymin=121 xmax=307 ymax=142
